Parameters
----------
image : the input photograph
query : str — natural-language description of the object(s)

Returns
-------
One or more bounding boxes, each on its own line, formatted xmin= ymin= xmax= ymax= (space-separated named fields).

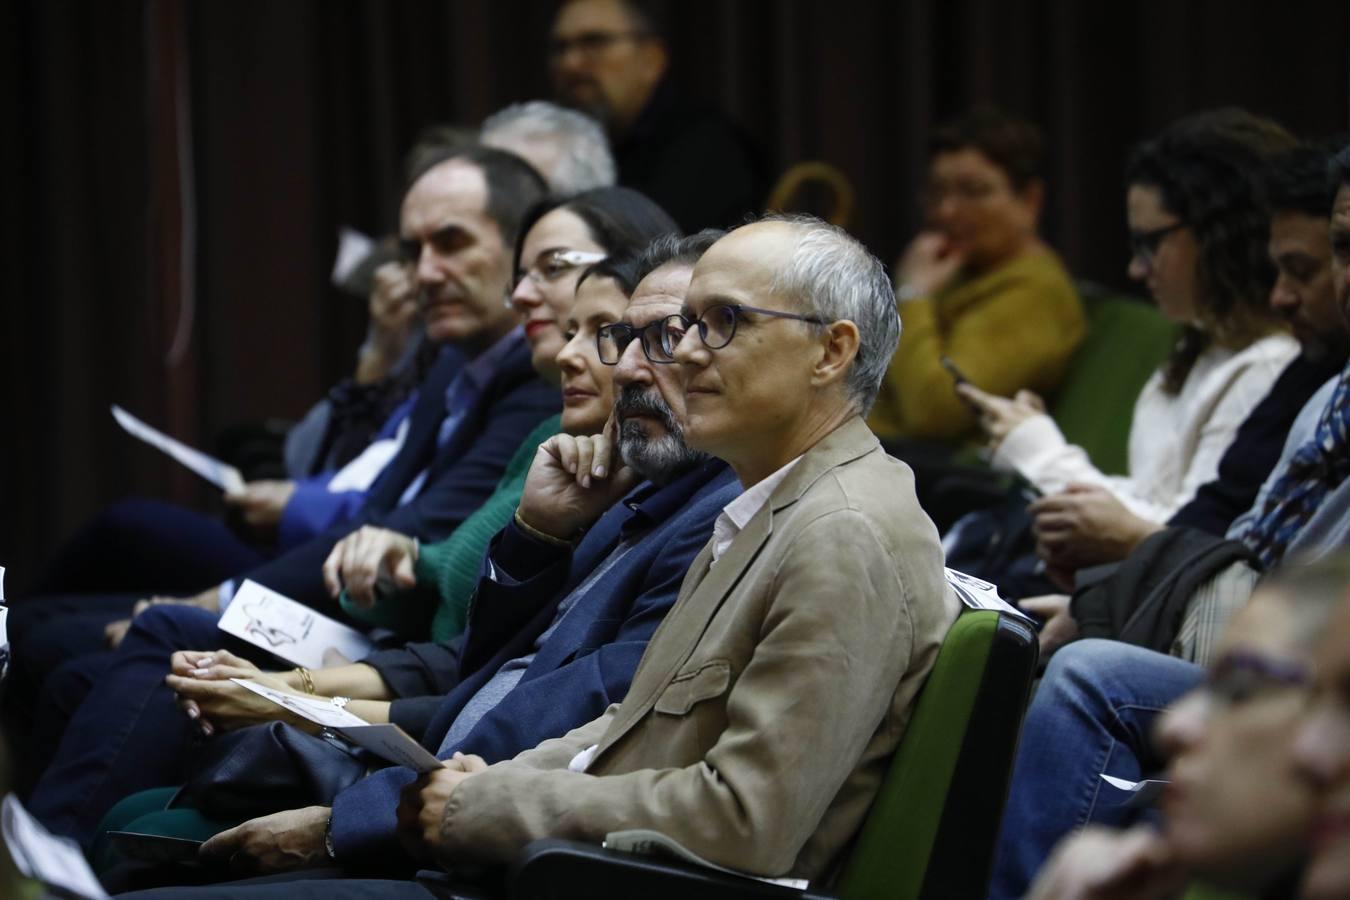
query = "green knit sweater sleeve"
xmin=415 ymin=414 xmax=561 ymax=642
xmin=339 ymin=414 xmax=560 ymax=642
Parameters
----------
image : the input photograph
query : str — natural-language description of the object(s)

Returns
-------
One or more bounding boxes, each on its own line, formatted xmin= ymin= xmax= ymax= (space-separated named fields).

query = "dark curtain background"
xmin=4 ymin=0 xmax=1349 ymax=592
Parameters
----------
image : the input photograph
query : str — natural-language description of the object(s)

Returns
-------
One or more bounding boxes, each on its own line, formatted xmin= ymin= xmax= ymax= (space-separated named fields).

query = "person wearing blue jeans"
xmin=25 ymin=605 xmax=240 ymax=840
xmin=987 ymin=639 xmax=1204 ymax=900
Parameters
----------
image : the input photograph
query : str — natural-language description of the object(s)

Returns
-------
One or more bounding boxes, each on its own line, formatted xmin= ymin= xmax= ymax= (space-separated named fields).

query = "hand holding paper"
xmin=232 ymin=678 xmax=444 ymax=772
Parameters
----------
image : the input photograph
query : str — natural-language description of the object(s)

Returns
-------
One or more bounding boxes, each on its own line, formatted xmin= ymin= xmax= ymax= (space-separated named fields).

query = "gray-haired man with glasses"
xmin=388 ymin=213 xmax=957 ymax=884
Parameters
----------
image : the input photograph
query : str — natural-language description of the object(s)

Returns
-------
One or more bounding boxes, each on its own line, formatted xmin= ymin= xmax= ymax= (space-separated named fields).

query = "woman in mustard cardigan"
xmin=868 ymin=108 xmax=1085 ymax=445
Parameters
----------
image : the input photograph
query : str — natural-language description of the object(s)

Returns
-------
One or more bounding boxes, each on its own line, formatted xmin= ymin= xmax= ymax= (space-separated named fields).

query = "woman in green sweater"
xmin=325 ymin=187 xmax=679 ymax=642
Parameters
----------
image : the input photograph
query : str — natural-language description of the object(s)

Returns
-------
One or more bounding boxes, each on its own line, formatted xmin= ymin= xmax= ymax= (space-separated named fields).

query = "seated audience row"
xmin=7 ymin=43 xmax=1350 ymax=898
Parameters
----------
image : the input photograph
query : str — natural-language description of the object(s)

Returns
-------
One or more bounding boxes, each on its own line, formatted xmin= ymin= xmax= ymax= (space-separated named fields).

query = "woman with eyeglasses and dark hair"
xmin=960 ymin=108 xmax=1300 ymax=596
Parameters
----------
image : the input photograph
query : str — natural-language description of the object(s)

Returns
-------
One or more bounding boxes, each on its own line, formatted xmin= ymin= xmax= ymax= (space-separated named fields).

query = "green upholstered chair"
xmin=89 ymin=787 xmax=240 ymax=876
xmin=499 ymin=609 xmax=1038 ymax=900
xmin=1050 ymin=285 xmax=1179 ymax=475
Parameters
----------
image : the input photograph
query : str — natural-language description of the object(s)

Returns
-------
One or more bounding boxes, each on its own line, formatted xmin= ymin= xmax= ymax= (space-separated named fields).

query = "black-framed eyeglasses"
xmin=1128 ymin=222 xmax=1186 ymax=266
xmin=597 ymin=320 xmax=669 ymax=366
xmin=660 ymin=303 xmax=827 ymax=358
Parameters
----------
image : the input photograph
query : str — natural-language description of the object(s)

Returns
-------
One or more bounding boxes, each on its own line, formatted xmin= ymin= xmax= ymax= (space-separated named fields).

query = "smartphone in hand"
xmin=940 ymin=356 xmax=970 ymax=388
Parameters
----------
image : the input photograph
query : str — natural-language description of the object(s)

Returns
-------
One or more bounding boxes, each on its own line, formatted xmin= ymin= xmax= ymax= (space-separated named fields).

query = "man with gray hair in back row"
xmin=124 ymin=215 xmax=958 ymax=897
xmin=480 ymin=99 xmax=615 ymax=195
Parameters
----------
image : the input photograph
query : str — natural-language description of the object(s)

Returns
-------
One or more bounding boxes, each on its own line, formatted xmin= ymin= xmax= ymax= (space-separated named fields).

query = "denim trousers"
xmin=26 ymin=604 xmax=251 ymax=844
xmin=987 ymin=639 xmax=1204 ymax=900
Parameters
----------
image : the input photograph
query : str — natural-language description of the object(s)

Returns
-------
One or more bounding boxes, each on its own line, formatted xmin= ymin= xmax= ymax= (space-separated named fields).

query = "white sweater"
xmin=993 ymin=332 xmax=1300 ymax=522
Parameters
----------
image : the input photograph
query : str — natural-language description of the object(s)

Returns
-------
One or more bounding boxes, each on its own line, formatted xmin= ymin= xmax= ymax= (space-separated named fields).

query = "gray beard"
xmin=614 ymin=386 xmax=706 ymax=484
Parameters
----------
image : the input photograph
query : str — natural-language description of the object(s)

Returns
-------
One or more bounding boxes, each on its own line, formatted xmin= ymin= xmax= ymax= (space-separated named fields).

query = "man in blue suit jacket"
xmin=8 ymin=145 xmax=558 ymax=807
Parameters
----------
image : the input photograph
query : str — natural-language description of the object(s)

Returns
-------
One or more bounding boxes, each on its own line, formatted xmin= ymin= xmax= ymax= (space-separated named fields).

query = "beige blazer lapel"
xmin=594 ymin=417 xmax=883 ymax=756
xmin=597 ymin=508 xmax=776 ymax=754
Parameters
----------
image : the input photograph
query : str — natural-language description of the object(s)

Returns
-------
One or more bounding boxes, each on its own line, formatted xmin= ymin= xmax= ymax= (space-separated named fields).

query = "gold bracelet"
xmin=513 ymin=510 xmax=575 ymax=548
xmin=294 ymin=667 xmax=316 ymax=695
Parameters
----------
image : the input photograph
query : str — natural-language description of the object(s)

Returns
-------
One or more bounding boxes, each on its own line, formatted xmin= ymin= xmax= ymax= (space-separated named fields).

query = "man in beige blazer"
xmin=395 ymin=214 xmax=960 ymax=883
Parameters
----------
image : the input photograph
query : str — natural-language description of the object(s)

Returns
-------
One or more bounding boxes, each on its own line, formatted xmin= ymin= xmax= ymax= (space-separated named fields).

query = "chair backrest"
xmin=1049 ymin=286 xmax=1178 ymax=475
xmin=833 ymin=610 xmax=1038 ymax=900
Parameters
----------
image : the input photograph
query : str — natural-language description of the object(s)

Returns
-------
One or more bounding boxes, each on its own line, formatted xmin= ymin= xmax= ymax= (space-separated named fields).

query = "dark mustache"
xmin=615 ymin=383 xmax=678 ymax=432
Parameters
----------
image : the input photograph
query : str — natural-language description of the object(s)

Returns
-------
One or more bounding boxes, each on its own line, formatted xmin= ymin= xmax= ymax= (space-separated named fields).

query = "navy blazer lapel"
xmin=366 ymin=348 xmax=464 ymax=511
xmin=515 ymin=464 xmax=718 ymax=677
xmin=424 ymin=477 xmax=679 ymax=746
xmin=423 ymin=338 xmax=536 ymax=485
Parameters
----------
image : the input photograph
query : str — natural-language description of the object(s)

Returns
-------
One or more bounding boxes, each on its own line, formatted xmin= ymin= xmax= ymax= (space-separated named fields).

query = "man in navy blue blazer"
xmin=7 ymin=145 xmax=559 ymax=802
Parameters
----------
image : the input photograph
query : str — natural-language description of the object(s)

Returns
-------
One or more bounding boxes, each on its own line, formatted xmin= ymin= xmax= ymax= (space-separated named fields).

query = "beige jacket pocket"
xmin=653 ymin=659 xmax=732 ymax=715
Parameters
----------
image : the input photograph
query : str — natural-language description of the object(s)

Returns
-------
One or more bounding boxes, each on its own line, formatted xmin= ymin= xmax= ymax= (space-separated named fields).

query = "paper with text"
xmin=2 ymin=793 xmax=109 ymax=898
xmin=332 ymin=227 xmax=375 ymax=285
xmin=1100 ymin=774 xmax=1170 ymax=808
xmin=945 ymin=568 xmax=1034 ymax=622
xmin=339 ymin=724 xmax=445 ymax=773
xmin=230 ymin=678 xmax=369 ymax=729
xmin=233 ymin=680 xmax=443 ymax=772
xmin=111 ymin=405 xmax=244 ymax=494
xmin=218 ymin=580 xmax=375 ymax=669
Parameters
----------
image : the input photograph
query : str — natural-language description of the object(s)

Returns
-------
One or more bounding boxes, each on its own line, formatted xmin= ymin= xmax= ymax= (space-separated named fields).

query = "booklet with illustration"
xmin=217 ymin=579 xmax=375 ymax=669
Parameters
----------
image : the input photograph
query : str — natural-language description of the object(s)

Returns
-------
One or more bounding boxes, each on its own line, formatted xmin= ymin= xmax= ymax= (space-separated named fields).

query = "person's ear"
xmin=811 ymin=320 xmax=861 ymax=391
xmin=639 ymin=39 xmax=669 ymax=84
xmin=1019 ymin=178 xmax=1045 ymax=223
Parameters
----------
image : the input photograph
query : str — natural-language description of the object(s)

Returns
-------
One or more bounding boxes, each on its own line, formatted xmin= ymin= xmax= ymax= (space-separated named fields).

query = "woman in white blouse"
xmin=960 ymin=109 xmax=1300 ymax=589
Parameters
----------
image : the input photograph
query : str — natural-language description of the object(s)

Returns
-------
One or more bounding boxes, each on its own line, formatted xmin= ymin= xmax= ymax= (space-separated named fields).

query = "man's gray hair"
xmin=758 ymin=213 xmax=900 ymax=416
xmin=481 ymin=101 xmax=616 ymax=194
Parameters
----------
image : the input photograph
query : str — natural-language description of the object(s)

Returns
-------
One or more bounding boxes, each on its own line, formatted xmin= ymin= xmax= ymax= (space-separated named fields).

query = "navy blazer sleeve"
xmin=363 ymin=521 xmax=573 ymax=719
xmin=327 ymin=502 xmax=715 ymax=866
xmin=233 ymin=377 xmax=558 ymax=609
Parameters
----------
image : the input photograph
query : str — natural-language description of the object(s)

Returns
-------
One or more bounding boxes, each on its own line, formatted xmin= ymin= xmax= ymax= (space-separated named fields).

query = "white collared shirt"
xmin=710 ymin=457 xmax=802 ymax=564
